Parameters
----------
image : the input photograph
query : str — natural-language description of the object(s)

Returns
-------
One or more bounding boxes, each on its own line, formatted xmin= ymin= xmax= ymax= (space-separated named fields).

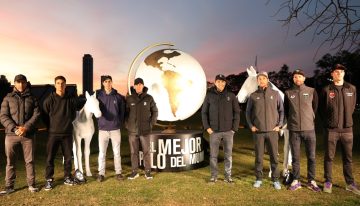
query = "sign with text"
xmin=139 ymin=131 xmax=208 ymax=171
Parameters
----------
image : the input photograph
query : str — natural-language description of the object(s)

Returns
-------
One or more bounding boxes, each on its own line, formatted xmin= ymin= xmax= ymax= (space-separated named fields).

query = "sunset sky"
xmin=0 ymin=0 xmax=334 ymax=94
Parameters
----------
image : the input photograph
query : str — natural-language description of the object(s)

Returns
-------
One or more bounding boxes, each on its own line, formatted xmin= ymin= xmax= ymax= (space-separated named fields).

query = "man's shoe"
xmin=145 ymin=171 xmax=153 ymax=180
xmin=323 ymin=182 xmax=332 ymax=193
xmin=64 ymin=177 xmax=74 ymax=186
xmin=28 ymin=186 xmax=39 ymax=193
xmin=128 ymin=171 xmax=139 ymax=180
xmin=224 ymin=176 xmax=234 ymax=184
xmin=273 ymin=181 xmax=282 ymax=190
xmin=44 ymin=179 xmax=53 ymax=191
xmin=116 ymin=174 xmax=124 ymax=181
xmin=289 ymin=180 xmax=302 ymax=191
xmin=346 ymin=183 xmax=360 ymax=195
xmin=209 ymin=176 xmax=217 ymax=183
xmin=0 ymin=186 xmax=15 ymax=195
xmin=253 ymin=180 xmax=262 ymax=188
xmin=307 ymin=180 xmax=321 ymax=192
xmin=97 ymin=175 xmax=105 ymax=182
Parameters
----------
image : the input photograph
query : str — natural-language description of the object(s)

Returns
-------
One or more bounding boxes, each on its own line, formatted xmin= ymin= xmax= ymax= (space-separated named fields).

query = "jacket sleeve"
xmin=0 ymin=97 xmax=17 ymax=132
xmin=284 ymin=91 xmax=290 ymax=119
xmin=245 ymin=96 xmax=254 ymax=129
xmin=351 ymin=86 xmax=357 ymax=112
xmin=232 ymin=95 xmax=241 ymax=132
xmin=150 ymin=97 xmax=158 ymax=126
xmin=201 ymin=94 xmax=210 ymax=130
xmin=276 ymin=93 xmax=284 ymax=127
xmin=318 ymin=87 xmax=327 ymax=126
xmin=23 ymin=97 xmax=41 ymax=131
xmin=119 ymin=94 xmax=126 ymax=126
xmin=312 ymin=89 xmax=319 ymax=114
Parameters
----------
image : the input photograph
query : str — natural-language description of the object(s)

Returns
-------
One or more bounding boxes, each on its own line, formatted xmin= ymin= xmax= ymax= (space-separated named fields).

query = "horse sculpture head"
xmin=237 ymin=66 xmax=284 ymax=103
xmin=85 ymin=91 xmax=102 ymax=118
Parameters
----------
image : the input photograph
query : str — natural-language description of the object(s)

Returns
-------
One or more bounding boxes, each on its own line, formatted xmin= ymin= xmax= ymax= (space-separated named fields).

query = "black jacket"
xmin=201 ymin=86 xmax=240 ymax=132
xmin=126 ymin=87 xmax=158 ymax=135
xmin=285 ymin=84 xmax=318 ymax=131
xmin=0 ymin=87 xmax=40 ymax=136
xmin=320 ymin=82 xmax=356 ymax=129
xmin=246 ymin=86 xmax=284 ymax=132
xmin=42 ymin=92 xmax=80 ymax=136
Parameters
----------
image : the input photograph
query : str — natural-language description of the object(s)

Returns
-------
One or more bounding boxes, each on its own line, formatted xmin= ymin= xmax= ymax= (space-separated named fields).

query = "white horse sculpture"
xmin=72 ymin=91 xmax=102 ymax=177
xmin=237 ymin=66 xmax=292 ymax=177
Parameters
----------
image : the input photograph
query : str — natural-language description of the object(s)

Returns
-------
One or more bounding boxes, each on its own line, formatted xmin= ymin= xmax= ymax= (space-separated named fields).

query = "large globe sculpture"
xmin=134 ymin=48 xmax=207 ymax=121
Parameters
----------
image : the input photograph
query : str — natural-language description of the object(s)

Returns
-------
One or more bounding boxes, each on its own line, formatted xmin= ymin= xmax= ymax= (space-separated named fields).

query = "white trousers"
xmin=98 ymin=129 xmax=122 ymax=176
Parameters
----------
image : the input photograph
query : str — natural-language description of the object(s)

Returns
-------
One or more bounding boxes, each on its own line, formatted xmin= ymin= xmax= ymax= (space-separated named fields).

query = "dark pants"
xmin=5 ymin=135 xmax=36 ymax=187
xmin=253 ymin=132 xmax=279 ymax=181
xmin=289 ymin=130 xmax=316 ymax=181
xmin=45 ymin=135 xmax=73 ymax=180
xmin=129 ymin=134 xmax=151 ymax=172
xmin=209 ymin=131 xmax=234 ymax=178
xmin=324 ymin=131 xmax=354 ymax=184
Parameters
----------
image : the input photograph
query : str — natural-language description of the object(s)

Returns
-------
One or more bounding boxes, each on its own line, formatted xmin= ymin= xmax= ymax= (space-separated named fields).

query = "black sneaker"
xmin=44 ymin=179 xmax=53 ymax=191
xmin=64 ymin=177 xmax=74 ymax=186
xmin=128 ymin=171 xmax=139 ymax=180
xmin=97 ymin=175 xmax=105 ymax=182
xmin=145 ymin=171 xmax=153 ymax=180
xmin=224 ymin=176 xmax=234 ymax=184
xmin=116 ymin=174 xmax=124 ymax=181
xmin=0 ymin=186 xmax=15 ymax=195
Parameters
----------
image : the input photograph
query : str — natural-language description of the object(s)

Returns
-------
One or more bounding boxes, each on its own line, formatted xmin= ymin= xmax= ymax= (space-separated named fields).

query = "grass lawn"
xmin=0 ymin=112 xmax=360 ymax=205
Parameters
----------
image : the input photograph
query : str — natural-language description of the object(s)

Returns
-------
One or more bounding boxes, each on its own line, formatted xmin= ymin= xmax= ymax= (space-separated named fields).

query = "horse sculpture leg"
xmin=73 ymin=137 xmax=79 ymax=171
xmin=84 ymin=136 xmax=92 ymax=176
xmin=283 ymin=129 xmax=292 ymax=176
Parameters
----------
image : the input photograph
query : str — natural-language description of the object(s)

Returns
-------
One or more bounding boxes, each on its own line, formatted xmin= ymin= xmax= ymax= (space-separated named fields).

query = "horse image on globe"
xmin=72 ymin=91 xmax=102 ymax=177
xmin=237 ymin=66 xmax=292 ymax=177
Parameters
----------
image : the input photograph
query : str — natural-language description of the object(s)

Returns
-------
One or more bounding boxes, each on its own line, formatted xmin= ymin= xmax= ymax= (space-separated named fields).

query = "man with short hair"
xmin=0 ymin=74 xmax=41 ymax=194
xmin=321 ymin=64 xmax=360 ymax=195
xmin=246 ymin=71 xmax=284 ymax=190
xmin=126 ymin=78 xmax=158 ymax=180
xmin=202 ymin=74 xmax=240 ymax=183
xmin=284 ymin=69 xmax=320 ymax=192
xmin=43 ymin=76 xmax=80 ymax=190
xmin=96 ymin=75 xmax=125 ymax=182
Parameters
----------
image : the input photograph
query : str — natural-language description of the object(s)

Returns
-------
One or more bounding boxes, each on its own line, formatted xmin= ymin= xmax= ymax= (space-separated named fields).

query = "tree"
xmin=0 ymin=75 xmax=11 ymax=103
xmin=270 ymin=0 xmax=360 ymax=52
xmin=268 ymin=64 xmax=292 ymax=92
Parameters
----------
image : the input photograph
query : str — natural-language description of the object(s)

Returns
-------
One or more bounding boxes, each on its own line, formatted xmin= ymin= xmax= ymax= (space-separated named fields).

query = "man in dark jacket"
xmin=0 ymin=74 xmax=40 ymax=194
xmin=96 ymin=75 xmax=125 ymax=182
xmin=284 ymin=69 xmax=320 ymax=192
xmin=246 ymin=72 xmax=284 ymax=190
xmin=321 ymin=64 xmax=360 ymax=195
xmin=43 ymin=76 xmax=80 ymax=190
xmin=126 ymin=78 xmax=158 ymax=180
xmin=201 ymin=74 xmax=240 ymax=183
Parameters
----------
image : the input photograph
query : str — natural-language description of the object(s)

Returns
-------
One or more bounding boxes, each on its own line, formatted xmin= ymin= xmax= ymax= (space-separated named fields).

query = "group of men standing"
xmin=0 ymin=75 xmax=158 ymax=194
xmin=201 ymin=64 xmax=359 ymax=195
xmin=0 ymin=63 xmax=359 ymax=196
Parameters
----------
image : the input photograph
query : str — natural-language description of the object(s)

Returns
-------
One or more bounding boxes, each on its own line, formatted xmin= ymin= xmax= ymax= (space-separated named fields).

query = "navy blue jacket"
xmin=96 ymin=89 xmax=125 ymax=131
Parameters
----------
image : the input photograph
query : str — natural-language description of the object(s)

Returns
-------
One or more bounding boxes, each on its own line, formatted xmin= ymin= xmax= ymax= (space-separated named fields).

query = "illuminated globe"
xmin=134 ymin=49 xmax=207 ymax=121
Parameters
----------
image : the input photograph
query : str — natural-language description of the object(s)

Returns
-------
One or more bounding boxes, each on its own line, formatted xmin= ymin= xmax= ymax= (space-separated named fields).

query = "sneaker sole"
xmin=145 ymin=176 xmax=153 ymax=180
xmin=44 ymin=188 xmax=52 ymax=191
xmin=64 ymin=183 xmax=74 ymax=186
xmin=128 ymin=175 xmax=139 ymax=180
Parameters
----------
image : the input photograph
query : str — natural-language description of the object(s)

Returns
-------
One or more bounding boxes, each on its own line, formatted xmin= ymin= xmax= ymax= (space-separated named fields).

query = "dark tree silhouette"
xmin=0 ymin=75 xmax=11 ymax=104
xmin=269 ymin=0 xmax=360 ymax=52
xmin=268 ymin=64 xmax=292 ymax=92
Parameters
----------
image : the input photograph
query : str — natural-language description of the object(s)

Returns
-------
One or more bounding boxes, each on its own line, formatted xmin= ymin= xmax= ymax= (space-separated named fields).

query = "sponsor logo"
xmin=329 ymin=92 xmax=335 ymax=99
xmin=131 ymin=103 xmax=135 ymax=106
xmin=256 ymin=97 xmax=260 ymax=100
xmin=144 ymin=102 xmax=147 ymax=106
xmin=227 ymin=96 xmax=230 ymax=101
xmin=270 ymin=96 xmax=273 ymax=100
xmin=290 ymin=95 xmax=296 ymax=99
xmin=346 ymin=92 xmax=353 ymax=97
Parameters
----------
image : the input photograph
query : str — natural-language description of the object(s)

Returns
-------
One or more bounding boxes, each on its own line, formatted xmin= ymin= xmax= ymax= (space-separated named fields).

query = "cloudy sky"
xmin=0 ymin=0 xmax=332 ymax=93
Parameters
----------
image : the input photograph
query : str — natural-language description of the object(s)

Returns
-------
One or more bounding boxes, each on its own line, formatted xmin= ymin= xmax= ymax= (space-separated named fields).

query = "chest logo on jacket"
xmin=303 ymin=93 xmax=309 ymax=99
xmin=290 ymin=95 xmax=296 ymax=99
xmin=113 ymin=100 xmax=117 ymax=104
xmin=329 ymin=92 xmax=335 ymax=99
xmin=270 ymin=96 xmax=274 ymax=100
xmin=144 ymin=102 xmax=147 ymax=106
xmin=227 ymin=96 xmax=230 ymax=101
xmin=346 ymin=92 xmax=353 ymax=97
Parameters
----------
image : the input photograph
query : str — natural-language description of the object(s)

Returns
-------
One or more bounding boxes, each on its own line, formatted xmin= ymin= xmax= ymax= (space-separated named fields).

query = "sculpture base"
xmin=139 ymin=130 xmax=208 ymax=172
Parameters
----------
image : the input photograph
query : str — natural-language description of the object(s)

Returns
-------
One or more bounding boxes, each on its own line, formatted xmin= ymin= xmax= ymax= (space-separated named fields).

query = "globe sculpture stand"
xmin=128 ymin=43 xmax=208 ymax=171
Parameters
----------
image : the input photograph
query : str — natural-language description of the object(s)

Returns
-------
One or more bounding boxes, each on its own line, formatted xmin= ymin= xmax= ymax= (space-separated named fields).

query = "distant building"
xmin=83 ymin=54 xmax=93 ymax=95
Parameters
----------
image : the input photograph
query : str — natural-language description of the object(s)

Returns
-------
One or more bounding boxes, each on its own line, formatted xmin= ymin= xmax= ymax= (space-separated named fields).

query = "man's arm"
xmin=150 ymin=97 xmax=158 ymax=126
xmin=0 ymin=97 xmax=17 ymax=132
xmin=23 ymin=97 xmax=41 ymax=132
xmin=232 ymin=95 xmax=241 ymax=132
xmin=201 ymin=94 xmax=211 ymax=131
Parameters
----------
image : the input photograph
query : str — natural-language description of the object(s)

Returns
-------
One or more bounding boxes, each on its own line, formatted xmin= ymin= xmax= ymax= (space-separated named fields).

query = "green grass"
xmin=1 ymin=112 xmax=360 ymax=205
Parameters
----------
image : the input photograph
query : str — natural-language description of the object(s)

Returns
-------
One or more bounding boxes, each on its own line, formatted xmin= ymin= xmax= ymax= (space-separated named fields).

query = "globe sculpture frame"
xmin=127 ymin=43 xmax=208 ymax=171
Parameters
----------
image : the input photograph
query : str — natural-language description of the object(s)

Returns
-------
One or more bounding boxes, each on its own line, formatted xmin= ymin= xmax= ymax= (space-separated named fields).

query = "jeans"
xmin=324 ymin=131 xmax=354 ymax=184
xmin=98 ymin=129 xmax=122 ymax=175
xmin=5 ymin=135 xmax=36 ymax=187
xmin=209 ymin=130 xmax=234 ymax=178
xmin=289 ymin=130 xmax=316 ymax=181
